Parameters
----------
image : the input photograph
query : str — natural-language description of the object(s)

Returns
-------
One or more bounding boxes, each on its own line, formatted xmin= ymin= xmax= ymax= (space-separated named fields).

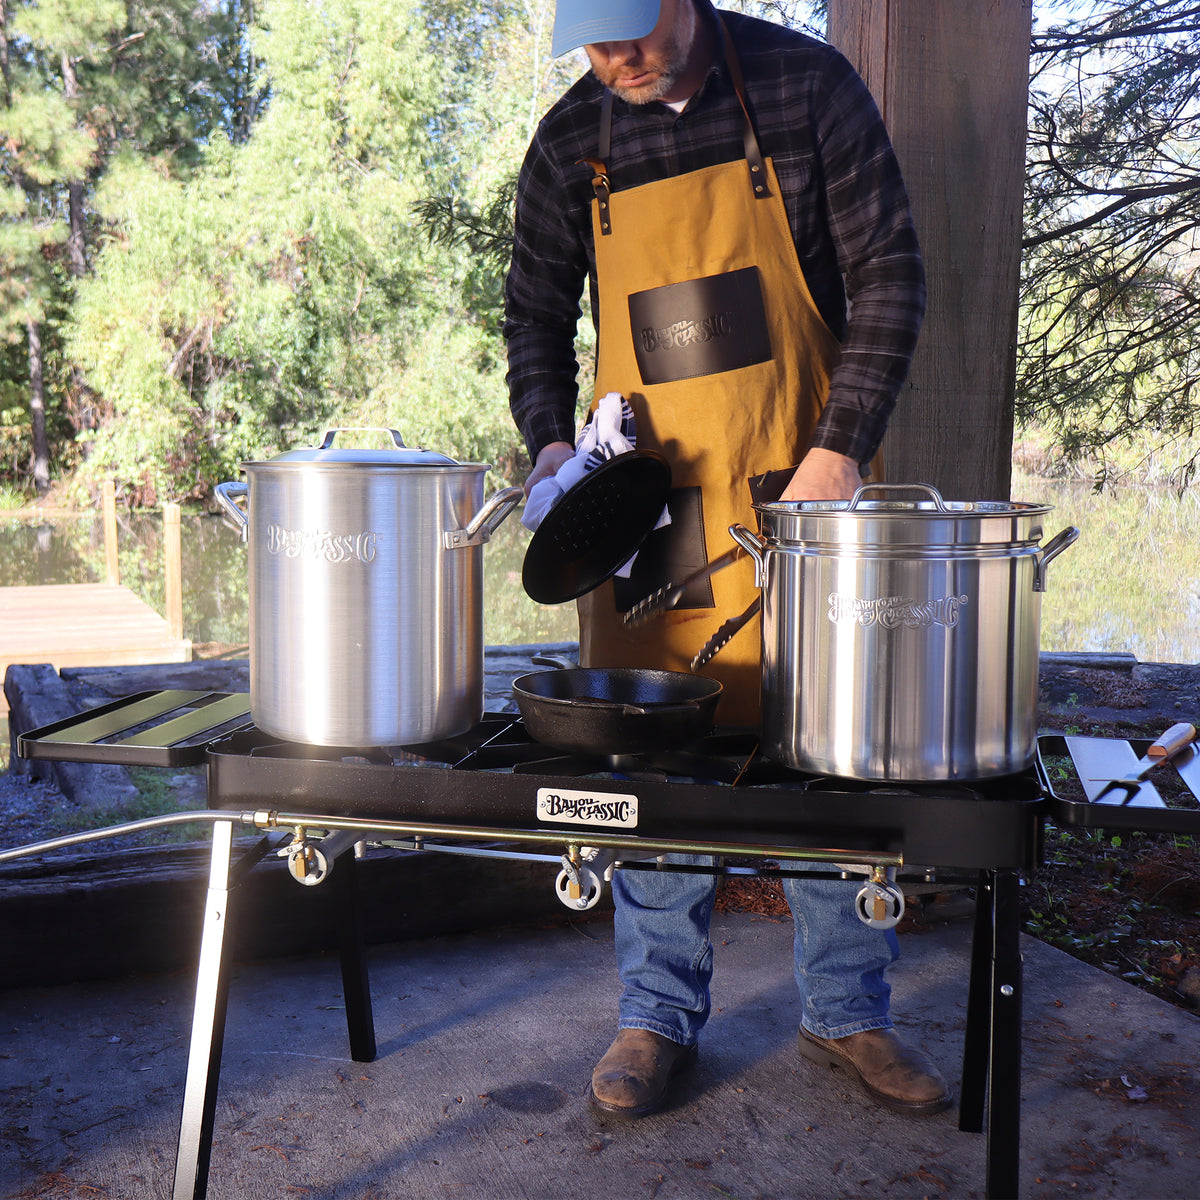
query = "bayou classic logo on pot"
xmin=827 ymin=592 xmax=970 ymax=629
xmin=265 ymin=523 xmax=378 ymax=565
xmin=537 ymin=786 xmax=638 ymax=829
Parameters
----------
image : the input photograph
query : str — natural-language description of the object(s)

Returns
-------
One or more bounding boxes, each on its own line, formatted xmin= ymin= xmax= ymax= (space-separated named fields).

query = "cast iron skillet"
xmin=511 ymin=667 xmax=723 ymax=756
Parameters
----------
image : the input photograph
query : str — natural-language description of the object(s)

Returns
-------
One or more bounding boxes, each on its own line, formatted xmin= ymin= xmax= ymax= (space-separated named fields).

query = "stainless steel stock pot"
xmin=729 ymin=483 xmax=1079 ymax=781
xmin=216 ymin=428 xmax=521 ymax=747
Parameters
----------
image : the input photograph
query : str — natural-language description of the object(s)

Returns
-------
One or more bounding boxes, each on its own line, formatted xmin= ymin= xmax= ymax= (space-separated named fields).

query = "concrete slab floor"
xmin=1 ymin=911 xmax=1197 ymax=1200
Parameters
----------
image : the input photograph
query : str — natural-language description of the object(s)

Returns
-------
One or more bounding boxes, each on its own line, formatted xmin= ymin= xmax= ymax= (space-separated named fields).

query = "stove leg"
xmin=986 ymin=870 xmax=1023 ymax=1200
xmin=171 ymin=818 xmax=237 ymax=1200
xmin=332 ymin=850 xmax=376 ymax=1061
xmin=960 ymin=869 xmax=994 ymax=1133
xmin=959 ymin=869 xmax=1023 ymax=1200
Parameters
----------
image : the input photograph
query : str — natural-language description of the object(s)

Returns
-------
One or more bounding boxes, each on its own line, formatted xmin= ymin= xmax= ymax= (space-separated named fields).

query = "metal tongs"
xmin=690 ymin=597 xmax=761 ymax=670
xmin=622 ymin=546 xmax=744 ymax=628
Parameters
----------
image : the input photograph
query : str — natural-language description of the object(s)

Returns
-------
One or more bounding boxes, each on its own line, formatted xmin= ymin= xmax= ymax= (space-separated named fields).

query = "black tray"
xmin=1039 ymin=733 xmax=1200 ymax=835
xmin=16 ymin=690 xmax=252 ymax=768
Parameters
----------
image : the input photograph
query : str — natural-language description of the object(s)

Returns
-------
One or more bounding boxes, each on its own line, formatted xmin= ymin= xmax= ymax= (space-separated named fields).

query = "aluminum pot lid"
xmin=248 ymin=428 xmax=481 ymax=468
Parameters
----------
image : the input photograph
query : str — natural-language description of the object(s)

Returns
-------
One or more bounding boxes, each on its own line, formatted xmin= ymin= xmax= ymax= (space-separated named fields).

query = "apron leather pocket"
xmin=612 ymin=486 xmax=713 ymax=612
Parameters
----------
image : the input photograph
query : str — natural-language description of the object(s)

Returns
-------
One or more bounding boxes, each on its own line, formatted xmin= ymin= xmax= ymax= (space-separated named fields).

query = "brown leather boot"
xmin=587 ymin=1029 xmax=698 ymax=1119
xmin=798 ymin=1027 xmax=953 ymax=1116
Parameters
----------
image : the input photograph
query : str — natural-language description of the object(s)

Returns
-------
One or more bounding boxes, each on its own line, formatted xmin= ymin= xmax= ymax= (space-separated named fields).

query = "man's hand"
xmin=524 ymin=440 xmax=575 ymax=498
xmin=780 ymin=447 xmax=863 ymax=503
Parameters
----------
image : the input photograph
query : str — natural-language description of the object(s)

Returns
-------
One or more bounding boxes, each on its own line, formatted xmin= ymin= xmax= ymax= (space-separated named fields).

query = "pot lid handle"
xmin=846 ymin=483 xmax=950 ymax=512
xmin=317 ymin=427 xmax=408 ymax=450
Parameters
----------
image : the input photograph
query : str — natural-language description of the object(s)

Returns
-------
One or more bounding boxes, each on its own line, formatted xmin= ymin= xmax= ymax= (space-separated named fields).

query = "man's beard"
xmin=590 ymin=26 xmax=690 ymax=104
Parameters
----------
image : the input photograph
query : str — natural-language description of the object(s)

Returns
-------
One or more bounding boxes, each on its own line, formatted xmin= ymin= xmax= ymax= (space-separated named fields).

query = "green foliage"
xmin=20 ymin=0 xmax=1200 ymax=504
xmin=64 ymin=0 xmax=554 ymax=498
xmin=0 ymin=0 xmax=237 ymax=494
xmin=47 ymin=766 xmax=218 ymax=844
xmin=357 ymin=314 xmax=524 ymax=480
xmin=0 ymin=482 xmax=26 ymax=510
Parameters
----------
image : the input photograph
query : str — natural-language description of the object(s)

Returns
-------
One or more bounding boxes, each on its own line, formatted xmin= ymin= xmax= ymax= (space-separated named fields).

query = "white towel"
xmin=522 ymin=392 xmax=669 ymax=577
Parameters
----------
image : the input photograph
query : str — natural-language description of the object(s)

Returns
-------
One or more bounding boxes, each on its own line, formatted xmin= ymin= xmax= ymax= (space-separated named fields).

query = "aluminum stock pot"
xmin=729 ymin=483 xmax=1079 ymax=781
xmin=216 ymin=428 xmax=521 ymax=747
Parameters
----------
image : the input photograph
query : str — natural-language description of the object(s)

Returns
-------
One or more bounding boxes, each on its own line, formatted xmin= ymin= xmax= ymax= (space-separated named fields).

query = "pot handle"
xmin=728 ymin=523 xmax=767 ymax=586
xmin=444 ymin=486 xmax=523 ymax=550
xmin=214 ymin=482 xmax=249 ymax=541
xmin=1033 ymin=525 xmax=1080 ymax=592
xmin=845 ymin=483 xmax=950 ymax=512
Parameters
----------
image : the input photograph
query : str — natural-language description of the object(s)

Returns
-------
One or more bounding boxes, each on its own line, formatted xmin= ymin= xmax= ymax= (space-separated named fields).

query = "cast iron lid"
xmin=246 ymin=427 xmax=481 ymax=469
xmin=522 ymin=449 xmax=672 ymax=605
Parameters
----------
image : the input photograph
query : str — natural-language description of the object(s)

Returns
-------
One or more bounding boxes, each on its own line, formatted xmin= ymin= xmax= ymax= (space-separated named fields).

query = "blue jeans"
xmin=612 ymin=855 xmax=899 ymax=1046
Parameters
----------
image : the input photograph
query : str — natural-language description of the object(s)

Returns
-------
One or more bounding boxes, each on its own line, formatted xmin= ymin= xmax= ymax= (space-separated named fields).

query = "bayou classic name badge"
xmin=536 ymin=786 xmax=638 ymax=829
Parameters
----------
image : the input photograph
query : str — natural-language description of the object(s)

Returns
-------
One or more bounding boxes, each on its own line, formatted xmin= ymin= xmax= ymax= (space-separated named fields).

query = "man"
xmin=504 ymin=0 xmax=950 ymax=1120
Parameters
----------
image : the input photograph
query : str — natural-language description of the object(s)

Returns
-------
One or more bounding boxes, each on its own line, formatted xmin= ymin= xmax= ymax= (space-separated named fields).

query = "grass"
xmin=47 ymin=766 xmax=218 ymax=845
xmin=1023 ymin=823 xmax=1199 ymax=1002
xmin=0 ymin=484 xmax=27 ymax=512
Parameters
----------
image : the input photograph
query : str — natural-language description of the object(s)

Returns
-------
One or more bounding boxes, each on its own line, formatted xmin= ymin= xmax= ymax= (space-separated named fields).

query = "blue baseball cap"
xmin=551 ymin=0 xmax=662 ymax=56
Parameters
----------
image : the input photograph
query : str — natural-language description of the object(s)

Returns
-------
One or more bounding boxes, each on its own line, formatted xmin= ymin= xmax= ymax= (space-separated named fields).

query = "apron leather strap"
xmin=582 ymin=15 xmax=768 ymax=236
xmin=717 ymin=16 xmax=770 ymax=199
xmin=580 ymin=88 xmax=615 ymax=236
xmin=598 ymin=86 xmax=614 ymax=161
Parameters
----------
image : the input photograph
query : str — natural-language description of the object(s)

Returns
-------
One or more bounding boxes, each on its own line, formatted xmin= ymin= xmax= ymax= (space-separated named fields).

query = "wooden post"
xmin=102 ymin=480 xmax=119 ymax=586
xmin=828 ymin=0 xmax=1033 ymax=501
xmin=164 ymin=503 xmax=184 ymax=641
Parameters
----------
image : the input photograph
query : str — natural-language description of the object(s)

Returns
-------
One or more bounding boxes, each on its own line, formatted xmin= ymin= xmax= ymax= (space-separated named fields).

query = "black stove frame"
xmin=17 ymin=690 xmax=1200 ymax=1200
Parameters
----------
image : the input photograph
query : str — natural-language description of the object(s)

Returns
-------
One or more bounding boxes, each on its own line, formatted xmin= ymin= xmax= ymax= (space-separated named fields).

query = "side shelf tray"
xmin=1038 ymin=733 xmax=1200 ymax=835
xmin=16 ymin=690 xmax=252 ymax=768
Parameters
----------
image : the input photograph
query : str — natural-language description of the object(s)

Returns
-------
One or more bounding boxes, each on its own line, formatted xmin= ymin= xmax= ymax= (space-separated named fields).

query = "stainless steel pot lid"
xmin=245 ymin=427 xmax=479 ymax=468
xmin=753 ymin=483 xmax=1057 ymax=549
xmin=757 ymin=482 xmax=1051 ymax=518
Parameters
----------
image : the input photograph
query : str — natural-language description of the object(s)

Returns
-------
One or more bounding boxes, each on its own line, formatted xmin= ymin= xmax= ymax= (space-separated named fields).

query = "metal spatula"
xmin=1090 ymin=721 xmax=1198 ymax=803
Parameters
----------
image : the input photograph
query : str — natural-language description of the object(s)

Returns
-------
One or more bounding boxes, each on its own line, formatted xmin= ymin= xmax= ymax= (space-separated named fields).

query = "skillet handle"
xmin=728 ymin=524 xmax=766 ymax=586
xmin=531 ymin=653 xmax=575 ymax=670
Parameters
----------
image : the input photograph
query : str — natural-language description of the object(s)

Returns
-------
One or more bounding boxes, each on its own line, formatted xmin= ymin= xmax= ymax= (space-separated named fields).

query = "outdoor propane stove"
xmin=14 ymin=690 xmax=1200 ymax=1200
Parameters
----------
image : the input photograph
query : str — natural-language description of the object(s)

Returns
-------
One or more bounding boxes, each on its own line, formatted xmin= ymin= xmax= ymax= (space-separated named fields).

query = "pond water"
xmin=1 ymin=471 xmax=1196 ymax=663
xmin=0 ymin=504 xmax=577 ymax=652
xmin=1010 ymin=469 xmax=1200 ymax=665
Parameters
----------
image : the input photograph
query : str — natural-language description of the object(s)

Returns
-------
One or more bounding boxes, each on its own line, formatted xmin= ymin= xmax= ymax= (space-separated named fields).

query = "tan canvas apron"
xmin=578 ymin=29 xmax=843 ymax=724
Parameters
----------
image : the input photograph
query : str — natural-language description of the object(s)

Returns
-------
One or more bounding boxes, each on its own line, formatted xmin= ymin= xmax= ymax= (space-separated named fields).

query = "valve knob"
xmin=555 ymin=864 xmax=602 ymax=911
xmin=287 ymin=842 xmax=330 ymax=886
xmin=854 ymin=879 xmax=905 ymax=930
